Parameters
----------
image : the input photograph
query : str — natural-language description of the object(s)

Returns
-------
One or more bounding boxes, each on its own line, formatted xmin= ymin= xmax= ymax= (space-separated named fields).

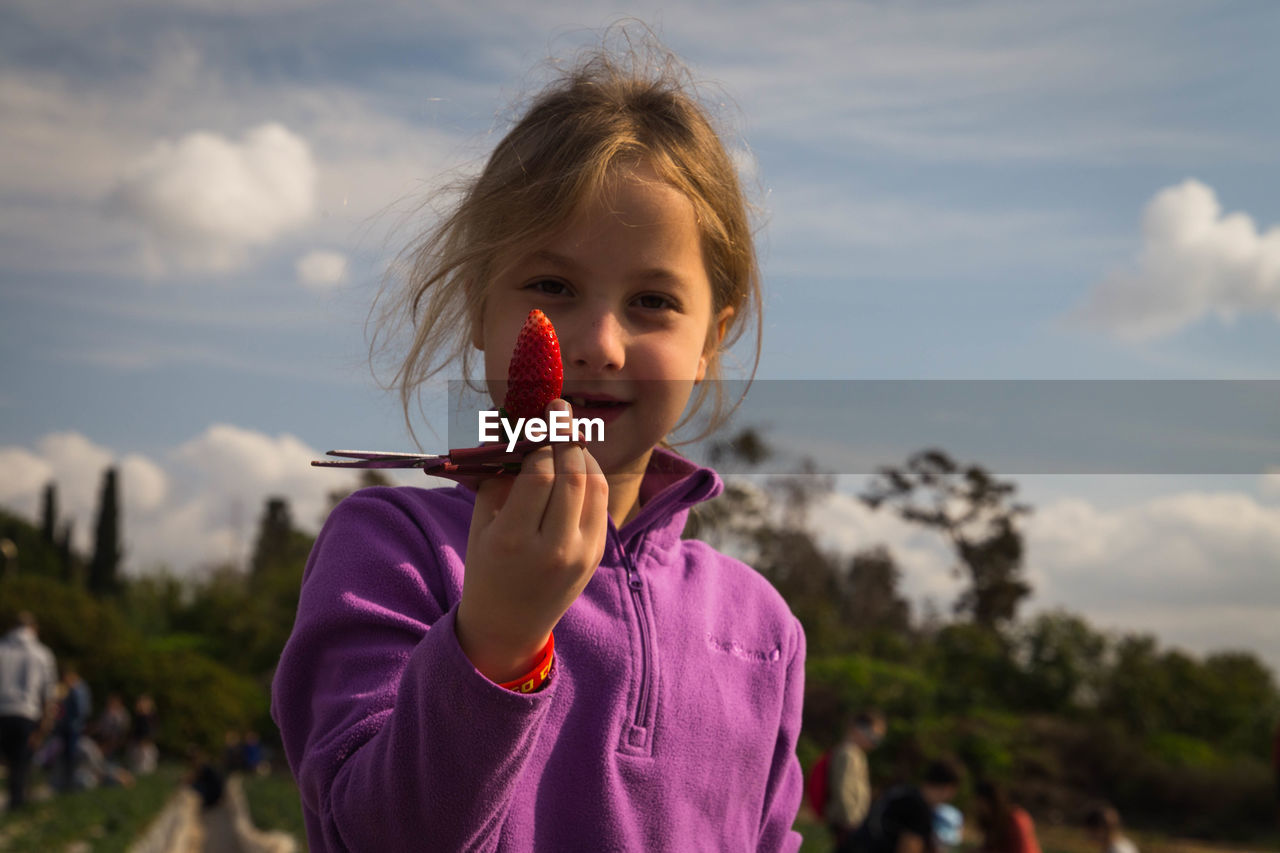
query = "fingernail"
xmin=549 ymin=398 xmax=571 ymax=414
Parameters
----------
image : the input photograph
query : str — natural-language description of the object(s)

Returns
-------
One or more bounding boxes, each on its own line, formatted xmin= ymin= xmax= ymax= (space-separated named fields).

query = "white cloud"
xmin=806 ymin=489 xmax=964 ymax=606
xmin=170 ymin=424 xmax=356 ymax=540
xmin=0 ymin=447 xmax=53 ymax=508
xmin=1261 ymin=467 xmax=1280 ymax=498
xmin=296 ymin=249 xmax=349 ymax=291
xmin=810 ymin=483 xmax=1280 ymax=674
xmin=1029 ymin=492 xmax=1280 ymax=603
xmin=35 ymin=433 xmax=117 ymax=527
xmin=107 ymin=123 xmax=317 ymax=273
xmin=1077 ymin=180 xmax=1280 ymax=340
xmin=1025 ymin=491 xmax=1280 ymax=673
xmin=120 ymin=453 xmax=168 ymax=513
xmin=0 ymin=432 xmax=153 ymax=552
xmin=0 ymin=425 xmax=363 ymax=574
xmin=0 ymin=55 xmax=469 ymax=280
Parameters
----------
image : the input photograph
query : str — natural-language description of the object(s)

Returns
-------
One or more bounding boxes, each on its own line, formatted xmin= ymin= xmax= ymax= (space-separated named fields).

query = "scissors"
xmin=312 ymin=439 xmax=549 ymax=481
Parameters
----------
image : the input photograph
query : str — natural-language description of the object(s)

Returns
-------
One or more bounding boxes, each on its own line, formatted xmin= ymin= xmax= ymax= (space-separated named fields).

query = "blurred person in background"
xmin=52 ymin=663 xmax=91 ymax=791
xmin=128 ymin=693 xmax=158 ymax=774
xmin=841 ymin=758 xmax=965 ymax=853
xmin=0 ymin=611 xmax=57 ymax=811
xmin=222 ymin=730 xmax=244 ymax=773
xmin=973 ymin=779 xmax=1040 ymax=853
xmin=1084 ymin=803 xmax=1138 ymax=853
xmin=241 ymin=730 xmax=264 ymax=775
xmin=91 ymin=693 xmax=131 ymax=764
xmin=186 ymin=748 xmax=225 ymax=809
xmin=826 ymin=709 xmax=887 ymax=847
xmin=932 ymin=803 xmax=964 ymax=851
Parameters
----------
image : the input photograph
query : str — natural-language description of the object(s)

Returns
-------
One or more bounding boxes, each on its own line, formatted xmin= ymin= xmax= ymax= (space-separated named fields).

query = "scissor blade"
xmin=324 ymin=449 xmax=445 ymax=461
xmin=313 ymin=449 xmax=446 ymax=469
xmin=312 ymin=459 xmax=435 ymax=469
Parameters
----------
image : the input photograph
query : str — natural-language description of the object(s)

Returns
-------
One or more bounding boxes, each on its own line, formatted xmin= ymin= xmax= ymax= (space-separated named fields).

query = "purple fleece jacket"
xmin=271 ymin=449 xmax=806 ymax=851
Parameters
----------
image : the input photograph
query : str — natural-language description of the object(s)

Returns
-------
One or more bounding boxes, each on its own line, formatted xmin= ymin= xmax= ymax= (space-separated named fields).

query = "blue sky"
xmin=2 ymin=1 xmax=1279 ymax=671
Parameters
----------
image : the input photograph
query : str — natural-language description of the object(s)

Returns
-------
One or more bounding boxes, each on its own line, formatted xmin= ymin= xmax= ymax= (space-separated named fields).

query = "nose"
xmin=563 ymin=306 xmax=626 ymax=373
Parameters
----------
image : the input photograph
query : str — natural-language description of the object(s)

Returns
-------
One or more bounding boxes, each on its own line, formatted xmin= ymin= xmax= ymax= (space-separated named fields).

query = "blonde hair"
xmin=375 ymin=32 xmax=762 ymax=443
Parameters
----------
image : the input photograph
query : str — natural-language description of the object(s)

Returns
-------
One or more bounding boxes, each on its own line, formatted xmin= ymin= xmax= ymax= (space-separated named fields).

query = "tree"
xmin=861 ymin=449 xmax=1032 ymax=630
xmin=41 ymin=482 xmax=57 ymax=545
xmin=842 ymin=546 xmax=911 ymax=637
xmin=1015 ymin=610 xmax=1108 ymax=714
xmin=251 ymin=497 xmax=296 ymax=579
xmin=687 ymin=427 xmax=862 ymax=654
xmin=88 ymin=467 xmax=122 ymax=595
xmin=57 ymin=520 xmax=76 ymax=584
xmin=752 ymin=525 xmax=848 ymax=655
xmin=684 ymin=428 xmax=774 ymax=550
xmin=926 ymin=621 xmax=1022 ymax=710
xmin=235 ymin=496 xmax=316 ymax=676
xmin=0 ymin=509 xmax=61 ymax=579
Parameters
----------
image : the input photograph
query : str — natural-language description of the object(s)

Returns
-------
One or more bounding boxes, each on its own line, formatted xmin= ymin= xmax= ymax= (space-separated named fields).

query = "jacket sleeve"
xmin=270 ymin=490 xmax=557 ymax=852
xmin=758 ymin=615 xmax=807 ymax=853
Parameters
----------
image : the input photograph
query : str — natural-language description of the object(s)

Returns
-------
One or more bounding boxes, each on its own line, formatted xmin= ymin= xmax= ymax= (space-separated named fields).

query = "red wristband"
xmin=498 ymin=633 xmax=555 ymax=693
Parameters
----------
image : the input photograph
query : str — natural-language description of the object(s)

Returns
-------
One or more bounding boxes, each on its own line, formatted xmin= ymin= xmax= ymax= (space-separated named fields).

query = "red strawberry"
xmin=503 ymin=309 xmax=563 ymax=419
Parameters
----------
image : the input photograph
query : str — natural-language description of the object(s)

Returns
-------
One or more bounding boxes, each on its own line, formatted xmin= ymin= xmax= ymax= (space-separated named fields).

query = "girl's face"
xmin=476 ymin=161 xmax=730 ymax=478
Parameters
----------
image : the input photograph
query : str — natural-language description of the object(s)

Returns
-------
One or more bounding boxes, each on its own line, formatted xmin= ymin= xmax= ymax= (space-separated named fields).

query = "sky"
xmin=2 ymin=1 xmax=1278 ymax=673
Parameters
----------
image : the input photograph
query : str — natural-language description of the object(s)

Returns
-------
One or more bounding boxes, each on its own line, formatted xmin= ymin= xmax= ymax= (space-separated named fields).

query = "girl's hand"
xmin=455 ymin=400 xmax=609 ymax=683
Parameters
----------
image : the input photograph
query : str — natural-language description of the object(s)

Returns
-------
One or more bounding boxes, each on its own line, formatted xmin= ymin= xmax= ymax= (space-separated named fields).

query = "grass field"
xmin=0 ymin=764 xmax=183 ymax=853
xmin=793 ymin=806 xmax=1279 ymax=853
xmin=175 ymin=771 xmax=1280 ymax=853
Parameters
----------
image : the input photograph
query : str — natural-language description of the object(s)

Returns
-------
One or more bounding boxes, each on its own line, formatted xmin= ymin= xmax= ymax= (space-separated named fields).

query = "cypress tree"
xmin=88 ymin=467 xmax=122 ymax=595
xmin=41 ymin=482 xmax=57 ymax=545
xmin=58 ymin=519 xmax=76 ymax=584
xmin=251 ymin=497 xmax=294 ymax=580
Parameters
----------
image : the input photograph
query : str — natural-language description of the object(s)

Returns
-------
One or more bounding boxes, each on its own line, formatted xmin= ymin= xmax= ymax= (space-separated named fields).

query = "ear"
xmin=695 ymin=306 xmax=735 ymax=383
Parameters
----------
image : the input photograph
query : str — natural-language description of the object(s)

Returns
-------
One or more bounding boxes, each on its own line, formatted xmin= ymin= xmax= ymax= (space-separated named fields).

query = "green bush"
xmin=804 ymin=654 xmax=937 ymax=747
xmin=1145 ymin=731 xmax=1222 ymax=769
xmin=1 ymin=575 xmax=265 ymax=754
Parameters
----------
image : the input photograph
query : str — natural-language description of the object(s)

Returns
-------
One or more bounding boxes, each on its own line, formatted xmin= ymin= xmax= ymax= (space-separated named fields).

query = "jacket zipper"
xmin=611 ymin=527 xmax=654 ymax=731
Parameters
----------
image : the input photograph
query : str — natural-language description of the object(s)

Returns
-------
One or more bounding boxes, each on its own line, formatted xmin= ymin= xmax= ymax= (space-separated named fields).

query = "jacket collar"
xmin=615 ymin=447 xmax=722 ymax=551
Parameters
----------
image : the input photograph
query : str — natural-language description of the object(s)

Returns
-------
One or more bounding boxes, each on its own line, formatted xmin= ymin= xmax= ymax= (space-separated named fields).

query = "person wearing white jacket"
xmin=0 ymin=611 xmax=58 ymax=811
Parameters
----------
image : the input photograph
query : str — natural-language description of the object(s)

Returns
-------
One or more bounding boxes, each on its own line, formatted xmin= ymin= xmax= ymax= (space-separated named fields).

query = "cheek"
xmin=644 ymin=330 xmax=713 ymax=380
xmin=480 ymin=313 xmax=520 ymax=376
xmin=478 ymin=313 xmax=524 ymax=408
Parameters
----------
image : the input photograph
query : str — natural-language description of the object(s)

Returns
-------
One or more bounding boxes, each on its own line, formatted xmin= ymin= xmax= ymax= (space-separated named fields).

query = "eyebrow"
xmin=529 ymin=250 xmax=691 ymax=287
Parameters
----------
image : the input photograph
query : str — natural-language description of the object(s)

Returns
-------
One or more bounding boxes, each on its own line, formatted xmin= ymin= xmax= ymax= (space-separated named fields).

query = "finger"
xmin=541 ymin=440 xmax=587 ymax=543
xmin=471 ymin=474 xmax=515 ymax=532
xmin=499 ymin=444 xmax=556 ymax=534
xmin=579 ymin=447 xmax=610 ymax=564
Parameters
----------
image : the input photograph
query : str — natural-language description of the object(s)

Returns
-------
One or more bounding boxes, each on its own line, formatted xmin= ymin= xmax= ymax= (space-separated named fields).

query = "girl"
xmin=271 ymin=39 xmax=806 ymax=852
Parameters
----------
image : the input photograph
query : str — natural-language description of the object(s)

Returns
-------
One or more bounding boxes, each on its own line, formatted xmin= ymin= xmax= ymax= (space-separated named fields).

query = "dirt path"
xmin=199 ymin=797 xmax=244 ymax=853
